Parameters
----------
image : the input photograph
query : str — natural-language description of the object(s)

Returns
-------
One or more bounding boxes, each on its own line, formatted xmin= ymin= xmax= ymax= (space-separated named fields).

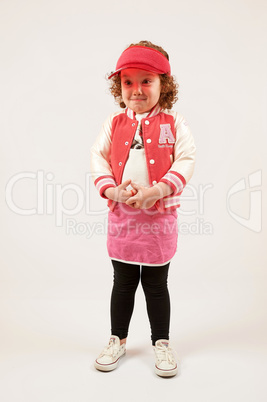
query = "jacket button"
xmin=146 ymin=138 xmax=151 ymax=143
xmin=152 ymin=180 xmax=157 ymax=185
xmin=149 ymin=159 xmax=155 ymax=164
xmin=119 ymin=162 xmax=122 ymax=166
xmin=125 ymin=141 xmax=129 ymax=145
xmin=145 ymin=120 xmax=150 ymax=125
xmin=132 ymin=122 xmax=135 ymax=126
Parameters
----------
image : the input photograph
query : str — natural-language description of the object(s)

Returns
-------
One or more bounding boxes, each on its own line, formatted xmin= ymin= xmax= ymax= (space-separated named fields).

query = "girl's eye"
xmin=143 ymin=79 xmax=151 ymax=84
xmin=124 ymin=81 xmax=131 ymax=86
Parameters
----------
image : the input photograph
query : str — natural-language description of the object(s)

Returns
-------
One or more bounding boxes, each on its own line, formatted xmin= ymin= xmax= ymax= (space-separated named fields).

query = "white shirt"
xmin=122 ymin=112 xmax=150 ymax=188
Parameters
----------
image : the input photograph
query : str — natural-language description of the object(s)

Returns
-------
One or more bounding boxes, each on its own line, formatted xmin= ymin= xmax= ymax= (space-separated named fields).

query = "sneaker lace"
xmin=101 ymin=339 xmax=119 ymax=358
xmin=154 ymin=344 xmax=179 ymax=365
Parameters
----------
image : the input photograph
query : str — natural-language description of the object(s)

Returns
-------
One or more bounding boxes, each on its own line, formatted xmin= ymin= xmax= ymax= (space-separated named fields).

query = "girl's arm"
xmin=90 ymin=113 xmax=118 ymax=199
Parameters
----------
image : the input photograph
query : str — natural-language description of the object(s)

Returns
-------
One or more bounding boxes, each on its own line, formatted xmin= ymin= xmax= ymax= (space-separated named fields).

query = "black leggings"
xmin=110 ymin=259 xmax=171 ymax=346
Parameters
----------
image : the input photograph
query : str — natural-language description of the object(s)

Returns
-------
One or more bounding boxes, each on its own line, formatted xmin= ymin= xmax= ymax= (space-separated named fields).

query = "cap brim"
xmin=108 ymin=68 xmax=124 ymax=79
xmin=108 ymin=65 xmax=169 ymax=79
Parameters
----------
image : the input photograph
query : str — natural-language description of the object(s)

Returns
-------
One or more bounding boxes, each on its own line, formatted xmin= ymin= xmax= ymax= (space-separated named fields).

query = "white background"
xmin=1 ymin=0 xmax=266 ymax=401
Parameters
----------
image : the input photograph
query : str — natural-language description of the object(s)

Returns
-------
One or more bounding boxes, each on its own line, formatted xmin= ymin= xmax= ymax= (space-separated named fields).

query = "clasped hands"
xmin=104 ymin=179 xmax=172 ymax=209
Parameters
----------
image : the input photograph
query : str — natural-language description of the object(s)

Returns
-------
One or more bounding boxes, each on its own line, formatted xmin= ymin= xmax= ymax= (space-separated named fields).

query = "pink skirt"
xmin=107 ymin=203 xmax=178 ymax=266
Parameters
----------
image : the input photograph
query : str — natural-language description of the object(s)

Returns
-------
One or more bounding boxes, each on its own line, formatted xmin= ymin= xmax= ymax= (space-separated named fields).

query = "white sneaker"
xmin=94 ymin=335 xmax=126 ymax=372
xmin=153 ymin=339 xmax=178 ymax=377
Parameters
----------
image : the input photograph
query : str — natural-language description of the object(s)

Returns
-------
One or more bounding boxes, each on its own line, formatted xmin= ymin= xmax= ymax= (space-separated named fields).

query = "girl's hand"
xmin=125 ymin=183 xmax=160 ymax=209
xmin=125 ymin=182 xmax=173 ymax=209
xmin=104 ymin=179 xmax=136 ymax=203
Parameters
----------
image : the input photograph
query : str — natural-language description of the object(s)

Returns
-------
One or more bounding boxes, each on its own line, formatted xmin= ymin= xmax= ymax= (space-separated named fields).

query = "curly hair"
xmin=108 ymin=40 xmax=179 ymax=110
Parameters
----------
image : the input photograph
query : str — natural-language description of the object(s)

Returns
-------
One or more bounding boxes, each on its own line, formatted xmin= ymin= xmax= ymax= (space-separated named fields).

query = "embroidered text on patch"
xmin=159 ymin=124 xmax=175 ymax=144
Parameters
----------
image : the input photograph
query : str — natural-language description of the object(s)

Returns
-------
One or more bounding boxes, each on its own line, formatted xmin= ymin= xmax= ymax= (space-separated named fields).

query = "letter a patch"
xmin=159 ymin=124 xmax=175 ymax=144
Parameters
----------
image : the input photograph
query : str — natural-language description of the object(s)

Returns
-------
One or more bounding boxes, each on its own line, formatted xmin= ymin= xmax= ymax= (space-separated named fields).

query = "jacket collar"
xmin=126 ymin=103 xmax=162 ymax=120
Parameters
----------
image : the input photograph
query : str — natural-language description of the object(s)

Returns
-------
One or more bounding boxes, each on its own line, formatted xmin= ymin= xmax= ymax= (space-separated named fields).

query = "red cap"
xmin=108 ymin=46 xmax=171 ymax=79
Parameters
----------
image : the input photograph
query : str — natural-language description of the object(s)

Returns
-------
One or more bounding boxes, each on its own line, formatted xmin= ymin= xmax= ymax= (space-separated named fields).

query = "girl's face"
xmin=121 ymin=68 xmax=161 ymax=114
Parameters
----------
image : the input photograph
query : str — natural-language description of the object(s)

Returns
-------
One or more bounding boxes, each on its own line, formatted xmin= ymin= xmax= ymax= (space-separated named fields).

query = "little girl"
xmin=90 ymin=40 xmax=196 ymax=377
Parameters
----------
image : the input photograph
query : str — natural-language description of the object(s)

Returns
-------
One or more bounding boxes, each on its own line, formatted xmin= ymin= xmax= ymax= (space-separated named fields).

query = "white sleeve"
xmin=90 ymin=114 xmax=117 ymax=198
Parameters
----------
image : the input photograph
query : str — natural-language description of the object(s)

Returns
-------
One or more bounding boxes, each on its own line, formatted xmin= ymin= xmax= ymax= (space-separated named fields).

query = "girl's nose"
xmin=133 ymin=83 xmax=142 ymax=95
